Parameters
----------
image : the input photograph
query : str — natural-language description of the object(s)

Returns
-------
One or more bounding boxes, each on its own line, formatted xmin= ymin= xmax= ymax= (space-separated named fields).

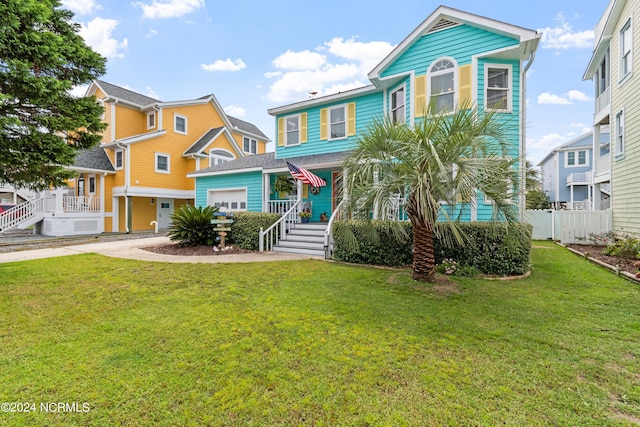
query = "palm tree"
xmin=343 ymin=105 xmax=522 ymax=282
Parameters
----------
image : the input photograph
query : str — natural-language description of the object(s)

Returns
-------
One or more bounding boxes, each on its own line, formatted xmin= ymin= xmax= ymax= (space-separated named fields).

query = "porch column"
xmin=570 ymin=185 xmax=574 ymax=210
xmin=263 ymin=173 xmax=271 ymax=213
xmin=51 ymin=188 xmax=65 ymax=214
xmin=100 ymin=173 xmax=106 ymax=213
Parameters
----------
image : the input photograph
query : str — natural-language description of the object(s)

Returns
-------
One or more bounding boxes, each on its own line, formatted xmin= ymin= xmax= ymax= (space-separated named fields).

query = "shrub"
xmin=167 ymin=205 xmax=218 ymax=247
xmin=332 ymin=220 xmax=532 ymax=276
xmin=229 ymin=212 xmax=281 ymax=250
xmin=603 ymin=234 xmax=640 ymax=258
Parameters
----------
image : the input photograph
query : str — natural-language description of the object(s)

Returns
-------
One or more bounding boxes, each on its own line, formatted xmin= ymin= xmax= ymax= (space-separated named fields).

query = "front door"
xmin=157 ymin=198 xmax=174 ymax=229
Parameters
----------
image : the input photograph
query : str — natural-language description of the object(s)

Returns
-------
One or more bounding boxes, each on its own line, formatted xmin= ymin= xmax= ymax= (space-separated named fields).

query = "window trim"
xmin=284 ymin=114 xmax=301 ymax=147
xmin=243 ymin=136 xmax=258 ymax=154
xmin=155 ymin=152 xmax=170 ymax=174
xmin=484 ymin=64 xmax=513 ymax=112
xmin=390 ymin=85 xmax=406 ymax=123
xmin=114 ymin=149 xmax=123 ymax=170
xmin=615 ymin=109 xmax=625 ymax=159
xmin=564 ymin=149 xmax=589 ymax=168
xmin=174 ymin=113 xmax=187 ymax=135
xmin=207 ymin=187 xmax=248 ymax=212
xmin=88 ymin=174 xmax=96 ymax=194
xmin=327 ymin=104 xmax=348 ymax=141
xmin=428 ymin=57 xmax=458 ymax=115
xmin=620 ymin=18 xmax=633 ymax=83
xmin=209 ymin=148 xmax=235 ymax=167
xmin=147 ymin=111 xmax=156 ymax=130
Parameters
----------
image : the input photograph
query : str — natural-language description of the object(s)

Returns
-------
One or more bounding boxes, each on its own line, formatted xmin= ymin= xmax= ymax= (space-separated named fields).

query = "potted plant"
xmin=320 ymin=212 xmax=328 ymax=222
xmin=273 ymin=175 xmax=294 ymax=198
xmin=298 ymin=209 xmax=312 ymax=223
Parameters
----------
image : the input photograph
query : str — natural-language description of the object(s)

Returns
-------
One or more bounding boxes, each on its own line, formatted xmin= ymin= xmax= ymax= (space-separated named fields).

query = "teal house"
xmin=189 ymin=6 xmax=540 ymax=256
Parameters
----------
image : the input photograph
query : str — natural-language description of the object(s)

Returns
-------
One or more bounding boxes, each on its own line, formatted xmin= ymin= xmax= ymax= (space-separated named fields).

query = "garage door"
xmin=208 ymin=189 xmax=247 ymax=212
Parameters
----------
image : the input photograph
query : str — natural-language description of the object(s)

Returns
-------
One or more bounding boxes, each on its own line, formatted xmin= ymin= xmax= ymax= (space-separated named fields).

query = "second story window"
xmin=429 ymin=58 xmax=456 ymax=114
xmin=566 ymin=150 xmax=588 ymax=167
xmin=174 ymin=114 xmax=187 ymax=135
xmin=390 ymin=86 xmax=405 ymax=123
xmin=620 ymin=19 xmax=632 ymax=80
xmin=155 ymin=153 xmax=170 ymax=174
xmin=243 ymin=137 xmax=257 ymax=154
xmin=485 ymin=65 xmax=511 ymax=111
xmin=147 ymin=112 xmax=155 ymax=129
xmin=115 ymin=149 xmax=123 ymax=170
xmin=616 ymin=110 xmax=625 ymax=158
xmin=285 ymin=115 xmax=299 ymax=146
xmin=329 ymin=105 xmax=346 ymax=140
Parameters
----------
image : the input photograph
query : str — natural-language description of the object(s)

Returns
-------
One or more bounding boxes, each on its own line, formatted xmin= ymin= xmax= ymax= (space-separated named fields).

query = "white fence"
xmin=524 ymin=209 xmax=612 ymax=244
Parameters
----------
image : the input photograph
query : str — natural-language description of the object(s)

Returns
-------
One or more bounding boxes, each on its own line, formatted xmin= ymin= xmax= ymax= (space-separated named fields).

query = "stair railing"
xmin=259 ymin=200 xmax=300 ymax=252
xmin=0 ymin=197 xmax=44 ymax=232
xmin=323 ymin=199 xmax=346 ymax=259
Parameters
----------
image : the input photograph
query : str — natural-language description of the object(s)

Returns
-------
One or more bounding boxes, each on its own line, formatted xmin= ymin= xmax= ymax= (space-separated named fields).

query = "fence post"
xmin=259 ymin=227 xmax=264 ymax=252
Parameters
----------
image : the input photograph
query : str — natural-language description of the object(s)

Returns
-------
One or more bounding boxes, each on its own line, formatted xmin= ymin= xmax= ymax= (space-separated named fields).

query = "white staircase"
xmin=0 ymin=197 xmax=45 ymax=233
xmin=272 ymin=222 xmax=327 ymax=257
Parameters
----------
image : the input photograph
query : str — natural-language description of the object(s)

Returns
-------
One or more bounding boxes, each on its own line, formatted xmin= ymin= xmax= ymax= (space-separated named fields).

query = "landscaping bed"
xmin=142 ymin=243 xmax=252 ymax=256
xmin=566 ymin=243 xmax=640 ymax=275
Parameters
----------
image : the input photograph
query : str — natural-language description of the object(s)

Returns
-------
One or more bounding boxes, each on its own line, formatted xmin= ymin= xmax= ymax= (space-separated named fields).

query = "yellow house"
xmin=67 ymin=80 xmax=269 ymax=233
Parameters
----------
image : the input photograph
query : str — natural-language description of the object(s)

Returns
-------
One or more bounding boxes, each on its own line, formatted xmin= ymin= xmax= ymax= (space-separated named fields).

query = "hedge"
xmin=228 ymin=212 xmax=281 ymax=251
xmin=332 ymin=220 xmax=532 ymax=276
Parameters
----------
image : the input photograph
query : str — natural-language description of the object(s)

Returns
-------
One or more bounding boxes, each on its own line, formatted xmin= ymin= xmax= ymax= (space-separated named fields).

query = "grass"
xmin=0 ymin=241 xmax=639 ymax=426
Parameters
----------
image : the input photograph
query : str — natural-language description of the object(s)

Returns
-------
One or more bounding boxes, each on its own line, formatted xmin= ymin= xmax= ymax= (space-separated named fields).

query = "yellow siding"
xmin=611 ymin=0 xmax=640 ymax=236
xmin=115 ymin=105 xmax=148 ymax=140
xmin=200 ymin=133 xmax=239 ymax=160
xmin=131 ymin=197 xmax=157 ymax=231
xmin=118 ymin=197 xmax=126 ymax=232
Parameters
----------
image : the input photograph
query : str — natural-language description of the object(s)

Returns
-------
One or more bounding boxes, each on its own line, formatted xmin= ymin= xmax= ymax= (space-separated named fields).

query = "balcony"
xmin=593 ymin=153 xmax=611 ymax=183
xmin=594 ymin=86 xmax=610 ymax=125
xmin=566 ymin=171 xmax=592 ymax=186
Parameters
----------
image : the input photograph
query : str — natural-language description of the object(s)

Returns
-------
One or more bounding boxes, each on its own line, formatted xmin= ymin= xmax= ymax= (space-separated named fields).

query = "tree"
xmin=524 ymin=160 xmax=541 ymax=192
xmin=343 ymin=106 xmax=524 ymax=282
xmin=0 ymin=0 xmax=106 ymax=190
xmin=526 ymin=188 xmax=550 ymax=210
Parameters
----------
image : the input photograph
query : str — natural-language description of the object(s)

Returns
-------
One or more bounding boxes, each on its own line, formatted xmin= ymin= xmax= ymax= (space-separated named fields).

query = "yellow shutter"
xmin=347 ymin=103 xmax=356 ymax=136
xmin=300 ymin=113 xmax=308 ymax=143
xmin=458 ymin=64 xmax=472 ymax=109
xmin=277 ymin=117 xmax=284 ymax=147
xmin=320 ymin=108 xmax=328 ymax=140
xmin=414 ymin=75 xmax=426 ymax=117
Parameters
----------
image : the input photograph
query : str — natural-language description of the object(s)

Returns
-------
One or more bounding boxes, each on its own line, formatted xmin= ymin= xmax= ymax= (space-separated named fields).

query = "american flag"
xmin=286 ymin=161 xmax=326 ymax=187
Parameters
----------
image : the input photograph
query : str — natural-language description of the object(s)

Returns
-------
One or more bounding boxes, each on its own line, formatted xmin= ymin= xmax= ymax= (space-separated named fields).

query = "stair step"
xmin=275 ymin=240 xmax=324 ymax=250
xmin=272 ymin=246 xmax=325 ymax=257
xmin=282 ymin=234 xmax=324 ymax=243
xmin=288 ymin=229 xmax=326 ymax=237
xmin=293 ymin=223 xmax=328 ymax=231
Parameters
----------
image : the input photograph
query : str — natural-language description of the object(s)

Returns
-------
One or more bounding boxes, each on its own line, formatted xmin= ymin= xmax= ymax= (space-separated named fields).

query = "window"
xmin=243 ymin=137 xmax=257 ymax=154
xmin=115 ymin=149 xmax=123 ymax=170
xmin=328 ymin=105 xmax=346 ymax=140
xmin=209 ymin=149 xmax=234 ymax=167
xmin=429 ymin=58 xmax=456 ymax=114
xmin=621 ymin=19 xmax=632 ymax=80
xmin=174 ymin=114 xmax=187 ymax=135
xmin=147 ymin=112 xmax=156 ymax=129
xmin=88 ymin=175 xmax=96 ymax=194
xmin=596 ymin=51 xmax=609 ymax=96
xmin=485 ymin=65 xmax=511 ymax=111
xmin=155 ymin=153 xmax=170 ymax=173
xmin=207 ymin=189 xmax=247 ymax=212
xmin=565 ymin=150 xmax=588 ymax=167
xmin=616 ymin=110 xmax=625 ymax=157
xmin=390 ymin=86 xmax=405 ymax=123
xmin=285 ymin=115 xmax=299 ymax=146
xmin=77 ymin=176 xmax=85 ymax=196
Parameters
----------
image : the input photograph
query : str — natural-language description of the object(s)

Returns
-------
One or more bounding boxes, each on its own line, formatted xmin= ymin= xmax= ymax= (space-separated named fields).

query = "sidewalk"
xmin=0 ymin=236 xmax=320 ymax=264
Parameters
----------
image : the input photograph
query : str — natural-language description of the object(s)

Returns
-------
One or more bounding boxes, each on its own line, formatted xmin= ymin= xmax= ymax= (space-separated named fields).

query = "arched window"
xmin=209 ymin=149 xmax=235 ymax=167
xmin=429 ymin=58 xmax=457 ymax=114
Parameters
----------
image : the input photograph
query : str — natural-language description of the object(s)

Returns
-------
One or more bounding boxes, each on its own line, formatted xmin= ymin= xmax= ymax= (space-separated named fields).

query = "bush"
xmin=229 ymin=212 xmax=281 ymax=250
xmin=332 ymin=220 xmax=532 ymax=276
xmin=167 ymin=205 xmax=218 ymax=247
xmin=603 ymin=234 xmax=640 ymax=258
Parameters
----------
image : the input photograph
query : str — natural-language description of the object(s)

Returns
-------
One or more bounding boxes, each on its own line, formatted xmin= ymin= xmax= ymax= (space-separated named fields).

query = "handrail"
xmin=323 ymin=199 xmax=346 ymax=259
xmin=259 ymin=200 xmax=300 ymax=252
xmin=0 ymin=197 xmax=44 ymax=232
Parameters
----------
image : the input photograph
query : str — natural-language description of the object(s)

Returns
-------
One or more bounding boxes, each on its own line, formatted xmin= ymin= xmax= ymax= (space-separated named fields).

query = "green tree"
xmin=525 ymin=160 xmax=541 ymax=192
xmin=0 ymin=0 xmax=106 ymax=190
xmin=526 ymin=188 xmax=550 ymax=210
xmin=343 ymin=106 xmax=524 ymax=282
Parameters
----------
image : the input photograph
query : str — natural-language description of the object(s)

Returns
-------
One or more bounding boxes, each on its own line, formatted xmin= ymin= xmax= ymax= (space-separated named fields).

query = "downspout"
xmin=117 ymin=141 xmax=130 ymax=233
xmin=520 ymin=43 xmax=538 ymax=220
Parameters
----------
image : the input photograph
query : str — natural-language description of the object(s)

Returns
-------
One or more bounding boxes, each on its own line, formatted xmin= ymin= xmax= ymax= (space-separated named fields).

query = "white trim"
xmin=484 ymin=63 xmax=513 ymax=112
xmin=615 ymin=109 xmax=625 ymax=158
xmin=390 ymin=84 xmax=406 ymax=123
xmin=327 ymin=103 xmax=348 ymax=141
xmin=147 ymin=111 xmax=156 ymax=129
xmin=284 ymin=114 xmax=301 ymax=146
xmin=243 ymin=136 xmax=258 ymax=154
xmin=564 ymin=149 xmax=590 ymax=168
xmin=174 ymin=113 xmax=187 ymax=135
xmin=207 ymin=187 xmax=248 ymax=212
xmin=88 ymin=174 xmax=96 ymax=195
xmin=209 ymin=148 xmax=235 ymax=167
xmin=187 ymin=167 xmax=263 ymax=178
xmin=111 ymin=186 xmax=194 ymax=198
xmin=102 ymin=130 xmax=167 ymax=147
xmin=110 ymin=102 xmax=116 ymax=142
xmin=114 ymin=149 xmax=124 ymax=170
xmin=427 ymin=56 xmax=458 ymax=114
xmin=155 ymin=152 xmax=170 ymax=174
xmin=619 ymin=17 xmax=633 ymax=84
xmin=268 ymin=85 xmax=375 ymax=115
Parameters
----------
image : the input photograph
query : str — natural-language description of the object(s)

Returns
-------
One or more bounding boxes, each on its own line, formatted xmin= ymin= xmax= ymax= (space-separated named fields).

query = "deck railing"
xmin=259 ymin=200 xmax=300 ymax=252
xmin=323 ymin=199 xmax=347 ymax=259
xmin=0 ymin=197 xmax=44 ymax=231
xmin=62 ymin=196 xmax=100 ymax=212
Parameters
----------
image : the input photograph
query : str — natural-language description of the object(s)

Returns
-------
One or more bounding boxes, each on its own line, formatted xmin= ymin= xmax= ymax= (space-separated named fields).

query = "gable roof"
xmin=537 ymin=131 xmax=611 ymax=166
xmin=70 ymin=146 xmax=115 ymax=173
xmin=183 ymin=126 xmax=244 ymax=158
xmin=228 ymin=116 xmax=268 ymax=140
xmin=368 ymin=6 xmax=540 ymax=87
xmin=583 ymin=0 xmax=627 ymax=79
xmin=92 ymin=80 xmax=159 ymax=107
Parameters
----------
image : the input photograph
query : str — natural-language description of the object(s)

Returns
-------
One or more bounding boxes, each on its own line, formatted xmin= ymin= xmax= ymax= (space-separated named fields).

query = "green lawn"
xmin=0 ymin=241 xmax=639 ymax=426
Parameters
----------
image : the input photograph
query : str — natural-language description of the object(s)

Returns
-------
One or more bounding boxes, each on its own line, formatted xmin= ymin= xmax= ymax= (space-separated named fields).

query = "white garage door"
xmin=208 ymin=189 xmax=247 ymax=212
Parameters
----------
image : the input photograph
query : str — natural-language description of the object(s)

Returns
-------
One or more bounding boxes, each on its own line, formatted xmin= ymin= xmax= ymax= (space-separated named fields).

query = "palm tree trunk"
xmin=412 ymin=223 xmax=436 ymax=282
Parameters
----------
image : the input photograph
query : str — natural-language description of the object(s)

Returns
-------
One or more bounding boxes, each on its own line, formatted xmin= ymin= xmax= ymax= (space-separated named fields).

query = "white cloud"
xmin=224 ymin=104 xmax=246 ymax=117
xmin=266 ymin=38 xmax=393 ymax=103
xmin=68 ymin=84 xmax=89 ymax=98
xmin=567 ymin=90 xmax=591 ymax=102
xmin=146 ymin=29 xmax=158 ymax=38
xmin=272 ymin=50 xmax=326 ymax=71
xmin=201 ymin=58 xmax=246 ymax=72
xmin=61 ymin=0 xmax=98 ymax=15
xmin=144 ymin=86 xmax=160 ymax=99
xmin=79 ymin=17 xmax=128 ymax=59
xmin=538 ymin=13 xmax=594 ymax=49
xmin=135 ymin=0 xmax=204 ymax=19
xmin=537 ymin=92 xmax=571 ymax=105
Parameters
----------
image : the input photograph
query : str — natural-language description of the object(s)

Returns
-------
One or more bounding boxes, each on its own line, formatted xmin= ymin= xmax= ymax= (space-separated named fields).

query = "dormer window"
xmin=147 ymin=111 xmax=156 ymax=129
xmin=429 ymin=58 xmax=456 ymax=114
xmin=243 ymin=137 xmax=257 ymax=154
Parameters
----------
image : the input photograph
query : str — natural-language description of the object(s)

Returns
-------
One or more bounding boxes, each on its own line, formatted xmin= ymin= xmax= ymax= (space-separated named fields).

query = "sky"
xmin=61 ymin=0 xmax=611 ymax=165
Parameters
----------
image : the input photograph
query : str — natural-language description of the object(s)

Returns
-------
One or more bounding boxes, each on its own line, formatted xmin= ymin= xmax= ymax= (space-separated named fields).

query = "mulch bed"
xmin=141 ymin=244 xmax=253 ymax=256
xmin=566 ymin=244 xmax=640 ymax=275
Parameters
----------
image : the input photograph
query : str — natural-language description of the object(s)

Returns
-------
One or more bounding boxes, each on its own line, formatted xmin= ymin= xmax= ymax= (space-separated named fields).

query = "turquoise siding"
xmin=275 ymin=91 xmax=383 ymax=159
xmin=382 ymin=25 xmax=519 ymax=77
xmin=195 ymin=171 xmax=263 ymax=212
xmin=269 ymin=170 xmax=335 ymax=222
